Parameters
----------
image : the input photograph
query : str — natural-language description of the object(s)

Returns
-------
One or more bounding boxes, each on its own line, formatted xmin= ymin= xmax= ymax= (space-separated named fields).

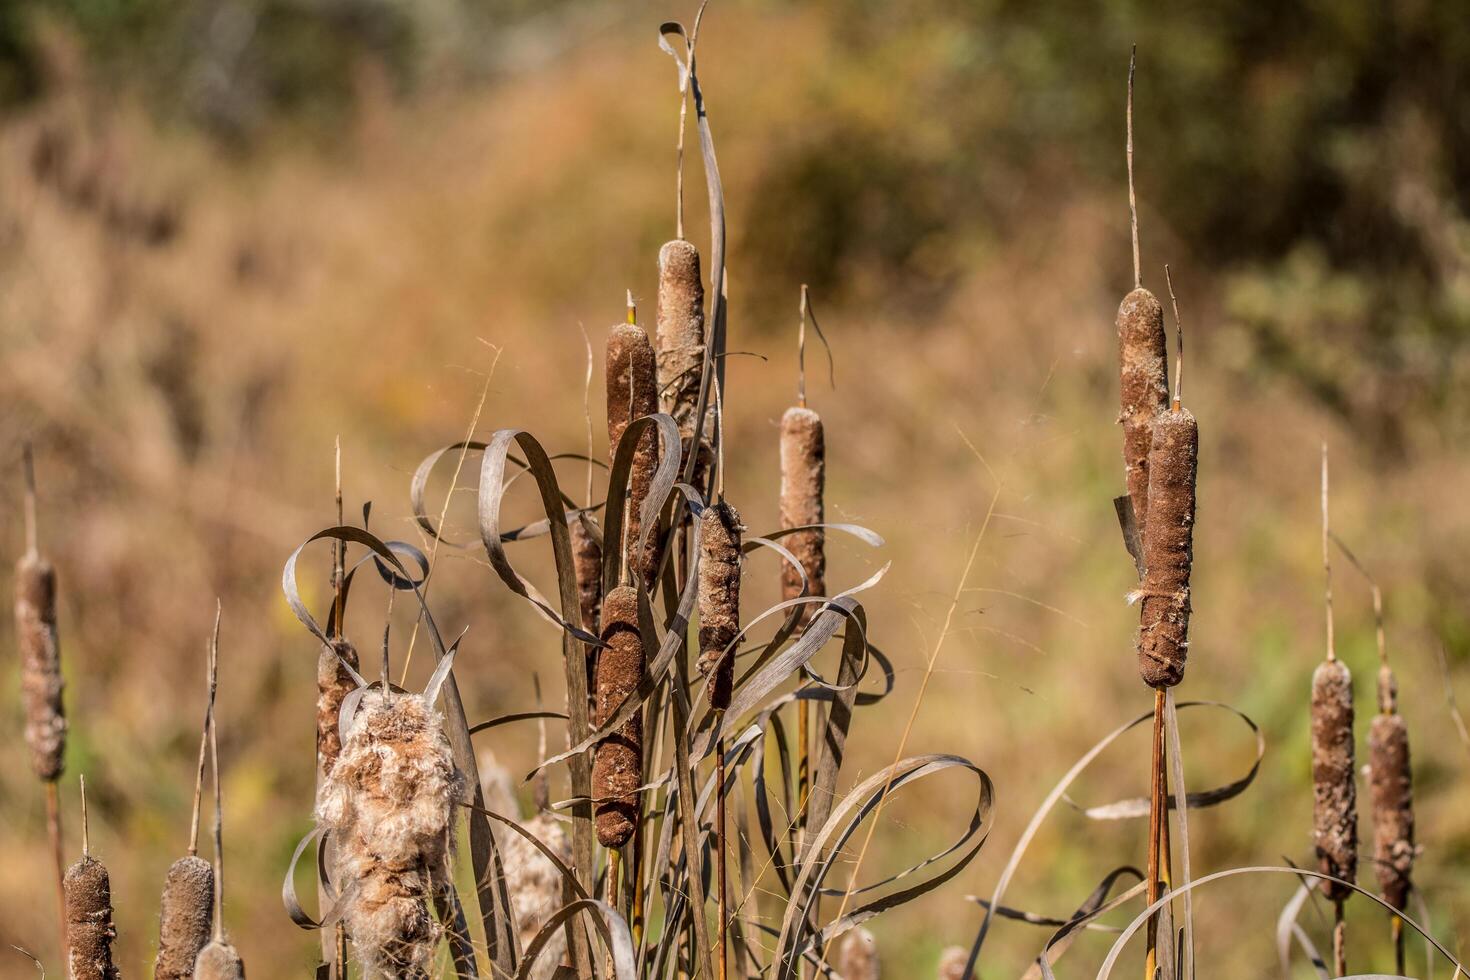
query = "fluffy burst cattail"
xmin=937 ymin=946 xmax=973 ymax=980
xmin=697 ymin=501 xmax=742 ymax=710
xmin=155 ymin=856 xmax=214 ymax=978
xmin=504 ymin=812 xmax=573 ymax=980
xmin=66 ymin=777 xmax=119 ymax=980
xmin=779 ymin=406 xmax=826 ymax=621
xmin=316 ymin=638 xmax=359 ymax=779
xmin=1116 ymin=288 xmax=1169 ymax=530
xmin=592 ymin=586 xmax=644 ymax=848
xmin=1369 ymin=665 xmax=1413 ymax=911
xmin=317 ymin=688 xmax=464 ymax=979
xmin=837 ymin=927 xmax=879 ymax=980
xmin=193 ymin=941 xmax=246 ymax=979
xmin=655 ymin=239 xmax=707 ymax=452
xmin=607 ymin=321 xmax=661 ymax=588
xmin=1312 ymin=658 xmax=1357 ymax=901
xmin=17 ymin=536 xmax=65 ymax=782
xmin=1135 ymin=406 xmax=1197 ymax=688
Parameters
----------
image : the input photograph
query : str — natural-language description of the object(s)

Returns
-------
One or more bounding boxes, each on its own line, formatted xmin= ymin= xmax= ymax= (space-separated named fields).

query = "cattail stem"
xmin=716 ymin=727 xmax=729 ymax=980
xmin=46 ymin=780 xmax=65 ymax=957
xmin=1321 ymin=443 xmax=1336 ymax=663
xmin=1333 ymin=902 xmax=1346 ymax=977
xmin=1144 ymin=688 xmax=1166 ymax=980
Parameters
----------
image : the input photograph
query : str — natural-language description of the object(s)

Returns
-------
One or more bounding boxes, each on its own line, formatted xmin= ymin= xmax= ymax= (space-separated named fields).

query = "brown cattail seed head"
xmin=1117 ymin=287 xmax=1169 ymax=530
xmin=607 ymin=323 xmax=661 ymax=588
xmin=316 ymin=689 xmax=463 ymax=979
xmin=193 ymin=941 xmax=246 ymax=979
xmin=316 ymin=637 xmax=359 ymax=779
xmin=17 ymin=552 xmax=65 ymax=781
xmin=1311 ymin=658 xmax=1358 ymax=902
xmin=938 ymin=946 xmax=973 ymax=980
xmin=571 ymin=516 xmax=604 ymax=711
xmin=592 ymin=586 xmax=644 ymax=848
xmin=697 ymin=502 xmax=742 ymax=711
xmin=155 ymin=854 xmax=215 ymax=979
xmin=837 ymin=927 xmax=880 ymax=980
xmin=1368 ymin=676 xmax=1413 ymax=911
xmin=656 ymin=239 xmax=706 ymax=443
xmin=66 ymin=856 xmax=120 ymax=980
xmin=779 ymin=406 xmax=826 ymax=622
xmin=1136 ymin=407 xmax=1197 ymax=688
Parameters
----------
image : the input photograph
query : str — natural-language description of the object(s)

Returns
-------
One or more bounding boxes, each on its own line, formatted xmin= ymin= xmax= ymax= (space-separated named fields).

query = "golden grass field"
xmin=0 ymin=6 xmax=1467 ymax=977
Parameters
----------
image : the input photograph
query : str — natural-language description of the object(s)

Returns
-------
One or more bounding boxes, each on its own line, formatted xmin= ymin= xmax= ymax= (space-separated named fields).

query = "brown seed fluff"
xmin=316 ymin=637 xmax=359 ymax=779
xmin=779 ymin=407 xmax=826 ymax=623
xmin=65 ymin=856 xmax=120 ymax=980
xmin=655 ymin=239 xmax=706 ymax=443
xmin=697 ymin=502 xmax=742 ymax=710
xmin=316 ymin=689 xmax=463 ymax=980
xmin=1136 ymin=408 xmax=1197 ymax=688
xmin=607 ymin=323 xmax=661 ymax=588
xmin=592 ymin=586 xmax=644 ymax=848
xmin=1369 ymin=667 xmax=1413 ymax=911
xmin=17 ymin=551 xmax=65 ymax=781
xmin=1116 ymin=287 xmax=1169 ymax=530
xmin=1311 ymin=658 xmax=1358 ymax=902
xmin=193 ymin=941 xmax=246 ymax=979
xmin=154 ymin=854 xmax=215 ymax=979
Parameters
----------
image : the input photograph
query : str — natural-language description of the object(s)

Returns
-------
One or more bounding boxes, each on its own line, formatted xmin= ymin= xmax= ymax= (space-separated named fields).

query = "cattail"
xmin=607 ymin=319 xmax=660 ymax=588
xmin=1135 ymin=407 xmax=1197 ymax=687
xmin=1312 ymin=658 xmax=1357 ymax=900
xmin=697 ymin=501 xmax=742 ymax=711
xmin=655 ymin=239 xmax=707 ymax=455
xmin=571 ymin=516 xmax=603 ymax=712
xmin=591 ymin=586 xmax=644 ymax=848
xmin=66 ymin=776 xmax=119 ymax=980
xmin=1117 ymin=288 xmax=1169 ymax=530
xmin=504 ymin=812 xmax=573 ymax=979
xmin=1369 ymin=665 xmax=1413 ymax=911
xmin=937 ymin=946 xmax=973 ymax=980
xmin=316 ymin=637 xmax=359 ymax=779
xmin=17 ymin=461 xmax=65 ymax=783
xmin=779 ymin=407 xmax=826 ymax=619
xmin=837 ymin=927 xmax=879 ymax=980
xmin=317 ymin=688 xmax=464 ymax=979
xmin=193 ymin=942 xmax=246 ymax=979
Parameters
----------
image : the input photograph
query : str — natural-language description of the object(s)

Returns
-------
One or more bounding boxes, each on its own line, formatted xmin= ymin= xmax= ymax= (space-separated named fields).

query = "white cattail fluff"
xmin=503 ymin=812 xmax=573 ymax=980
xmin=837 ymin=927 xmax=879 ymax=980
xmin=316 ymin=689 xmax=463 ymax=980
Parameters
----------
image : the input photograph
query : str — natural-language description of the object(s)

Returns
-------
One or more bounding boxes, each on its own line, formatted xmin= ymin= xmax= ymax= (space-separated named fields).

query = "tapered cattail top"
xmin=656 ymin=238 xmax=706 ymax=443
xmin=697 ymin=501 xmax=742 ymax=711
xmin=1311 ymin=658 xmax=1357 ymax=902
xmin=592 ymin=586 xmax=644 ymax=848
xmin=1136 ymin=406 xmax=1197 ymax=688
xmin=779 ymin=406 xmax=826 ymax=618
xmin=837 ymin=927 xmax=880 ymax=980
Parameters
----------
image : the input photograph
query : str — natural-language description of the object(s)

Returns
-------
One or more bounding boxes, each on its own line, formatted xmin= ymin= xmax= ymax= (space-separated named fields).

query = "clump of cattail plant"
xmin=837 ymin=927 xmax=879 ymax=980
xmin=697 ymin=501 xmax=742 ymax=710
xmin=1312 ymin=444 xmax=1356 ymax=974
xmin=1115 ymin=52 xmax=1170 ymax=537
xmin=16 ymin=445 xmax=67 ymax=945
xmin=607 ymin=304 xmax=661 ymax=588
xmin=592 ymin=585 xmax=644 ymax=848
xmin=317 ymin=683 xmax=464 ymax=978
xmin=656 ymin=238 xmax=707 ymax=478
xmin=937 ymin=946 xmax=973 ymax=980
xmin=154 ymin=617 xmax=219 ymax=980
xmin=65 ymin=776 xmax=119 ymax=980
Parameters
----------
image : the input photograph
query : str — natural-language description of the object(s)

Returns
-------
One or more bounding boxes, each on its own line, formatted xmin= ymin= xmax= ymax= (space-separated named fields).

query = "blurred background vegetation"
xmin=0 ymin=0 xmax=1467 ymax=976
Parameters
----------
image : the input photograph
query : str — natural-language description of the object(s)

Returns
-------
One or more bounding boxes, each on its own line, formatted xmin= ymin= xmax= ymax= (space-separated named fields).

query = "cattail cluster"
xmin=1311 ymin=658 xmax=1357 ymax=901
xmin=17 ymin=547 xmax=65 ymax=781
xmin=1135 ymin=406 xmax=1198 ymax=688
xmin=656 ymin=238 xmax=708 ymax=480
xmin=154 ymin=855 xmax=214 ymax=979
xmin=779 ymin=406 xmax=826 ymax=621
xmin=697 ymin=502 xmax=742 ymax=710
xmin=837 ymin=927 xmax=880 ymax=980
xmin=316 ymin=637 xmax=359 ymax=779
xmin=316 ymin=688 xmax=463 ymax=978
xmin=1115 ymin=287 xmax=1169 ymax=531
xmin=1368 ymin=665 xmax=1413 ymax=911
xmin=591 ymin=586 xmax=644 ymax=848
xmin=607 ymin=323 xmax=661 ymax=588
xmin=66 ymin=855 xmax=120 ymax=980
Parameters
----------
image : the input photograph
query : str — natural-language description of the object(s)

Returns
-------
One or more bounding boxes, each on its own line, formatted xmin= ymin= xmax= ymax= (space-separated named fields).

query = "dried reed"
xmin=65 ymin=776 xmax=119 ymax=980
xmin=592 ymin=585 xmax=644 ymax=848
xmin=317 ymin=687 xmax=463 ymax=979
